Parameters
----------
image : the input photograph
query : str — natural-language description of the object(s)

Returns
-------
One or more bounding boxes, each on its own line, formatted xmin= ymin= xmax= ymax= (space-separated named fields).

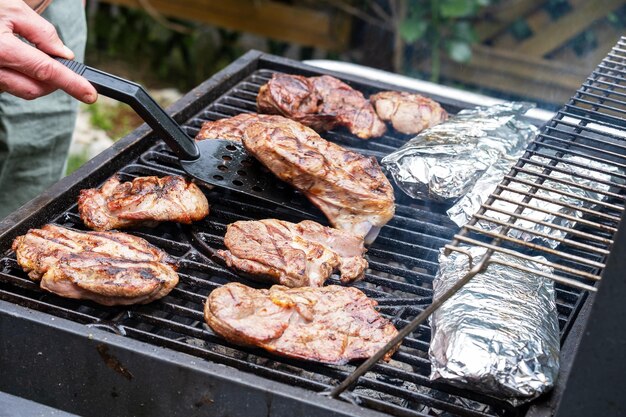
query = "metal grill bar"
xmin=502 ymin=175 xmax=623 ymax=212
xmin=472 ymin=212 xmax=612 ymax=251
xmin=530 ymin=141 xmax=626 ymax=177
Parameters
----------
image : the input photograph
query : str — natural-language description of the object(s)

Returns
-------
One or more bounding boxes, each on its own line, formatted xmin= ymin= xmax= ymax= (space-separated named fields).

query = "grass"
xmin=86 ymin=100 xmax=142 ymax=141
xmin=65 ymin=151 xmax=90 ymax=176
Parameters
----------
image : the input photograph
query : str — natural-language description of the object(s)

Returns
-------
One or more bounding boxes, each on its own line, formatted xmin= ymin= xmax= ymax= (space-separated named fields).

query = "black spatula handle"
xmin=56 ymin=58 xmax=199 ymax=161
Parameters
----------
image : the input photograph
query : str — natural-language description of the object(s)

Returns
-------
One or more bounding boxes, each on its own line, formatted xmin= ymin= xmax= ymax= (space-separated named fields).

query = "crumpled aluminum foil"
xmin=429 ymin=247 xmax=560 ymax=405
xmin=381 ymin=102 xmax=538 ymax=203
xmin=448 ymin=153 xmax=623 ymax=248
xmin=447 ymin=152 xmax=522 ymax=226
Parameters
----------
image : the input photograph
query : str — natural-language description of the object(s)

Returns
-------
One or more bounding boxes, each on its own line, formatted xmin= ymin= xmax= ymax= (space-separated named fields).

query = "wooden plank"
xmin=476 ymin=0 xmax=545 ymax=42
xmin=470 ymin=45 xmax=589 ymax=85
xmin=552 ymin=19 xmax=622 ymax=67
xmin=418 ymin=44 xmax=592 ymax=105
xmin=100 ymin=0 xmax=351 ymax=51
xmin=516 ymin=0 xmax=624 ymax=57
xmin=577 ymin=29 xmax=623 ymax=71
xmin=489 ymin=1 xmax=551 ymax=48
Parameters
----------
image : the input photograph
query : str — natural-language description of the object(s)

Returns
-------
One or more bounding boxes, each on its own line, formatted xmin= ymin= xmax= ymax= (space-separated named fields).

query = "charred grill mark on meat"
xmin=370 ymin=91 xmax=448 ymax=135
xmin=12 ymin=224 xmax=179 ymax=306
xmin=257 ymin=73 xmax=386 ymax=139
xmin=78 ymin=175 xmax=209 ymax=231
xmin=194 ymin=113 xmax=287 ymax=142
xmin=218 ymin=219 xmax=368 ymax=287
xmin=204 ymin=282 xmax=399 ymax=364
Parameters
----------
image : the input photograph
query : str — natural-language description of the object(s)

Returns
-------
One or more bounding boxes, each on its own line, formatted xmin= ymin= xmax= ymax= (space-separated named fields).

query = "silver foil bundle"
xmin=381 ymin=102 xmax=537 ymax=203
xmin=448 ymin=154 xmax=622 ymax=248
xmin=429 ymin=247 xmax=560 ymax=405
xmin=447 ymin=153 xmax=521 ymax=226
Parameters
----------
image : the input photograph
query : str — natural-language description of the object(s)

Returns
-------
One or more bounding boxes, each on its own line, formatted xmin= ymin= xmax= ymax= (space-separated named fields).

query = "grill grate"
xmin=327 ymin=36 xmax=626 ymax=402
xmin=445 ymin=37 xmax=626 ymax=291
xmin=0 ymin=46 xmax=617 ymax=417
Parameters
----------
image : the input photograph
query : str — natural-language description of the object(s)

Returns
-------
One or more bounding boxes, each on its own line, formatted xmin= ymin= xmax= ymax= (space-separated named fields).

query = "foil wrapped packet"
xmin=381 ymin=102 xmax=538 ymax=203
xmin=429 ymin=247 xmax=560 ymax=405
xmin=448 ymin=154 xmax=622 ymax=248
xmin=447 ymin=153 xmax=522 ymax=226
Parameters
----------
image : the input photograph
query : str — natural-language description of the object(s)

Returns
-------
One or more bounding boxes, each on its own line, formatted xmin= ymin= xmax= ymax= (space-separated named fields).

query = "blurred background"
xmin=69 ymin=0 xmax=626 ymax=173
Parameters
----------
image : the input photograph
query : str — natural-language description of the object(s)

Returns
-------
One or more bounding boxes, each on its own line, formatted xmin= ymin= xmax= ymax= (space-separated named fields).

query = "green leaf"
xmin=509 ymin=18 xmax=532 ymax=41
xmin=439 ymin=0 xmax=476 ymax=18
xmin=453 ymin=21 xmax=477 ymax=43
xmin=406 ymin=0 xmax=423 ymax=16
xmin=446 ymin=40 xmax=472 ymax=62
xmin=476 ymin=0 xmax=491 ymax=6
xmin=399 ymin=18 xmax=428 ymax=43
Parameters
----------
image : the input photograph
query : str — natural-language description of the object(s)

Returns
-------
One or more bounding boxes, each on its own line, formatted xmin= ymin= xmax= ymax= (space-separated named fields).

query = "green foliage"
xmin=509 ymin=18 xmax=532 ymax=41
xmin=399 ymin=18 xmax=428 ymax=43
xmin=85 ymin=101 xmax=139 ymax=141
xmin=545 ymin=0 xmax=572 ymax=20
xmin=86 ymin=102 xmax=113 ymax=132
xmin=571 ymin=30 xmax=598 ymax=57
xmin=65 ymin=151 xmax=90 ymax=176
xmin=399 ymin=0 xmax=489 ymax=81
xmin=445 ymin=39 xmax=472 ymax=62
xmin=607 ymin=6 xmax=626 ymax=29
xmin=86 ymin=5 xmax=244 ymax=91
xmin=440 ymin=0 xmax=477 ymax=18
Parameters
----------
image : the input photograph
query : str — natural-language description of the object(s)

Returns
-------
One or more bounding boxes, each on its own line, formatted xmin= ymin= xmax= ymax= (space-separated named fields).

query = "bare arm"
xmin=0 ymin=0 xmax=97 ymax=103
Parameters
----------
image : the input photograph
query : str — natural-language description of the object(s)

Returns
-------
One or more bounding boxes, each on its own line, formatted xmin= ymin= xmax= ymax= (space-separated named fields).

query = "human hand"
xmin=0 ymin=0 xmax=97 ymax=103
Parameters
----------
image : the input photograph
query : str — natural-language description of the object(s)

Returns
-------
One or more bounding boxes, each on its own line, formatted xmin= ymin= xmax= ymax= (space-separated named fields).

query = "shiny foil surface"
xmin=449 ymin=154 xmax=622 ymax=248
xmin=447 ymin=152 xmax=522 ymax=227
xmin=381 ymin=102 xmax=537 ymax=203
xmin=429 ymin=247 xmax=560 ymax=405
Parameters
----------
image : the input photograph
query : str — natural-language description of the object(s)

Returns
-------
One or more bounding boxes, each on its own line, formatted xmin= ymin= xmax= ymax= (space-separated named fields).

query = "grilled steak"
xmin=195 ymin=113 xmax=286 ymax=142
xmin=218 ymin=219 xmax=368 ymax=287
xmin=257 ymin=73 xmax=386 ymax=139
xmin=12 ymin=224 xmax=178 ymax=305
xmin=242 ymin=118 xmax=395 ymax=243
xmin=78 ymin=175 xmax=209 ymax=231
xmin=204 ymin=282 xmax=399 ymax=364
xmin=370 ymin=91 xmax=448 ymax=135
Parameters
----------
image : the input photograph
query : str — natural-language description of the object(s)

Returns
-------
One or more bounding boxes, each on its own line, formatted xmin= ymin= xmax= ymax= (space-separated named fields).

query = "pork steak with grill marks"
xmin=218 ymin=219 xmax=368 ymax=287
xmin=78 ymin=175 xmax=209 ymax=231
xmin=370 ymin=91 xmax=448 ymax=135
xmin=12 ymin=224 xmax=179 ymax=306
xmin=242 ymin=117 xmax=395 ymax=243
xmin=194 ymin=113 xmax=286 ymax=142
xmin=204 ymin=282 xmax=399 ymax=364
xmin=257 ymin=73 xmax=386 ymax=139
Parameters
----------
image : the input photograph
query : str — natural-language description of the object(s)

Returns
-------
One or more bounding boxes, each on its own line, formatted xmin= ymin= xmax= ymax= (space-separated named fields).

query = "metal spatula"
xmin=57 ymin=58 xmax=311 ymax=216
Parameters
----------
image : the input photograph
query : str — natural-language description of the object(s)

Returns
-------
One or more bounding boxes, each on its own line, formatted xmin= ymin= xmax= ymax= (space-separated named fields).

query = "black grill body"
xmin=0 ymin=49 xmax=619 ymax=417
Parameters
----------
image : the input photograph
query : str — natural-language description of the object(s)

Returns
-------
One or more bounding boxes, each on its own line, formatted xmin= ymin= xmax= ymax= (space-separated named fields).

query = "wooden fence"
xmin=97 ymin=0 xmax=624 ymax=105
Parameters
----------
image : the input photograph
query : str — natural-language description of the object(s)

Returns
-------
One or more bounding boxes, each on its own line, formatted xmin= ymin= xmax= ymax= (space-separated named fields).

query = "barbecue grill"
xmin=1 ymin=36 xmax=625 ymax=417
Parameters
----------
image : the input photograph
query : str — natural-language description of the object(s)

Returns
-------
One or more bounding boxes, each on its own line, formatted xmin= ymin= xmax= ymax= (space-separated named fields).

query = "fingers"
xmin=9 ymin=0 xmax=74 ymax=59
xmin=0 ymin=34 xmax=97 ymax=103
xmin=0 ymin=67 xmax=55 ymax=100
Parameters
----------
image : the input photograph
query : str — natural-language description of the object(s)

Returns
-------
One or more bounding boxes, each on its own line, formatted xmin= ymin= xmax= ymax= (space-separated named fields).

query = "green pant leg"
xmin=0 ymin=0 xmax=87 ymax=219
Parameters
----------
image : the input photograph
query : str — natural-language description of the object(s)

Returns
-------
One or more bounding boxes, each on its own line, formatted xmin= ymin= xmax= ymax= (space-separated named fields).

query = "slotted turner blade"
xmin=56 ymin=57 xmax=313 ymax=217
xmin=183 ymin=139 xmax=313 ymax=215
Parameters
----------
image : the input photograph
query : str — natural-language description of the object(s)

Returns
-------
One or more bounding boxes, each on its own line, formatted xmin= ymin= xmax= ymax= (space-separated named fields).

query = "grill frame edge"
xmin=0 ymin=48 xmax=607 ymax=417
xmin=0 ymin=299 xmax=388 ymax=417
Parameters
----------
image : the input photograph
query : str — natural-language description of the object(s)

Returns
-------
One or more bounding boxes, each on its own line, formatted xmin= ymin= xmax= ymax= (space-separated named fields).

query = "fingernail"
xmin=62 ymin=45 xmax=75 ymax=59
xmin=84 ymin=92 xmax=96 ymax=103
